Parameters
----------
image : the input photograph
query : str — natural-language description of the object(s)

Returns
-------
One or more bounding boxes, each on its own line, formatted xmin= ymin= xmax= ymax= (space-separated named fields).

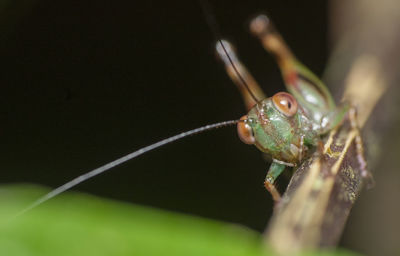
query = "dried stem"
xmin=264 ymin=55 xmax=387 ymax=255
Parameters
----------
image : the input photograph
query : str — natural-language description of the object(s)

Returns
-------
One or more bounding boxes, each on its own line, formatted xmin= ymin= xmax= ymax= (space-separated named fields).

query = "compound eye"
xmin=237 ymin=115 xmax=255 ymax=145
xmin=272 ymin=92 xmax=298 ymax=117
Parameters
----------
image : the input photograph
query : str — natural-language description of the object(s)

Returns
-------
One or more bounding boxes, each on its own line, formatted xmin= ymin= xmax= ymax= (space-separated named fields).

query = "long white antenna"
xmin=15 ymin=119 xmax=240 ymax=217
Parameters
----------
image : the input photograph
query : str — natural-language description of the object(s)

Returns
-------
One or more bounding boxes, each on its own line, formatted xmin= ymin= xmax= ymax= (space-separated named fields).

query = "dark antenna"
xmin=198 ymin=0 xmax=260 ymax=103
xmin=14 ymin=119 xmax=241 ymax=217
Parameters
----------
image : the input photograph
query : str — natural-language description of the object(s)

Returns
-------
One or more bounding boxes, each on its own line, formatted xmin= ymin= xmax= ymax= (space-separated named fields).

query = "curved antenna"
xmin=198 ymin=0 xmax=260 ymax=103
xmin=14 ymin=119 xmax=241 ymax=217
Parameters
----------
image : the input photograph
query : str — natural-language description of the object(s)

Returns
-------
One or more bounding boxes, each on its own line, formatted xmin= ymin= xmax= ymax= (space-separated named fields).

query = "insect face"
xmin=244 ymin=96 xmax=304 ymax=163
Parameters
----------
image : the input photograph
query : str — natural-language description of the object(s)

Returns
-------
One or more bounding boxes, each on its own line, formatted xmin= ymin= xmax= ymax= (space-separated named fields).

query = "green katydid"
xmin=15 ymin=13 xmax=370 ymax=217
xmin=216 ymin=14 xmax=370 ymax=201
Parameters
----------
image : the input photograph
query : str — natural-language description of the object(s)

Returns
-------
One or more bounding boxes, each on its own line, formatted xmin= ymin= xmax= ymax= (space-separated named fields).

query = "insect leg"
xmin=264 ymin=161 xmax=286 ymax=202
xmin=348 ymin=107 xmax=375 ymax=188
xmin=215 ymin=40 xmax=266 ymax=111
xmin=322 ymin=103 xmax=374 ymax=188
xmin=249 ymin=14 xmax=336 ymax=116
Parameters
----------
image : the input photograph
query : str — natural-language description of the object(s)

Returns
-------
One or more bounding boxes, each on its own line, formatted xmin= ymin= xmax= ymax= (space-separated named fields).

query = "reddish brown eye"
xmin=272 ymin=92 xmax=298 ymax=117
xmin=237 ymin=115 xmax=255 ymax=145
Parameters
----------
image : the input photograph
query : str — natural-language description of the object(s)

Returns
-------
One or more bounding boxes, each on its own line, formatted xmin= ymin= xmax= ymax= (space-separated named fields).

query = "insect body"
xmin=216 ymin=15 xmax=352 ymax=201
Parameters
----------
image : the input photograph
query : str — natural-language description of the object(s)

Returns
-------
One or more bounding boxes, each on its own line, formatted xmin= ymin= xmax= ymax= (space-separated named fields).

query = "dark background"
xmin=1 ymin=0 xmax=329 ymax=245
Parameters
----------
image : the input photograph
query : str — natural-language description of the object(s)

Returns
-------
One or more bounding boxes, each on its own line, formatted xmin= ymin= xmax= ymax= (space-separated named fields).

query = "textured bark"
xmin=263 ymin=0 xmax=400 ymax=252
xmin=264 ymin=56 xmax=387 ymax=255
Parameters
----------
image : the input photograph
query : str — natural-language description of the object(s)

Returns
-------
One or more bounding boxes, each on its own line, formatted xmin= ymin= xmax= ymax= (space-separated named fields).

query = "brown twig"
xmin=264 ymin=56 xmax=387 ymax=255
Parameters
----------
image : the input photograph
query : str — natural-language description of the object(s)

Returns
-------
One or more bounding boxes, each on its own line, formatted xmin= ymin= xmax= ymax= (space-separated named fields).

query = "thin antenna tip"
xmin=215 ymin=39 xmax=237 ymax=64
xmin=215 ymin=39 xmax=232 ymax=52
xmin=215 ymin=39 xmax=235 ymax=54
xmin=14 ymin=119 xmax=241 ymax=215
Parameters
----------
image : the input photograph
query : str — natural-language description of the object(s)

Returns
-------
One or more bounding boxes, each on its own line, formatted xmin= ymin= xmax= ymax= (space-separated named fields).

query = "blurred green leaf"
xmin=0 ymin=184 xmax=264 ymax=256
xmin=0 ymin=185 xmax=362 ymax=256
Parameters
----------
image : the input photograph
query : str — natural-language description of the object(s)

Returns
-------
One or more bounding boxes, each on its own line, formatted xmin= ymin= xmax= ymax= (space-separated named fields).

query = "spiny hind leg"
xmin=215 ymin=40 xmax=266 ymax=111
xmin=348 ymin=107 xmax=375 ymax=188
xmin=249 ymin=15 xmax=336 ymax=112
xmin=249 ymin=15 xmax=296 ymax=73
xmin=264 ymin=161 xmax=287 ymax=202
